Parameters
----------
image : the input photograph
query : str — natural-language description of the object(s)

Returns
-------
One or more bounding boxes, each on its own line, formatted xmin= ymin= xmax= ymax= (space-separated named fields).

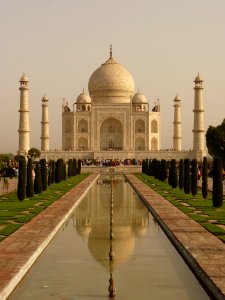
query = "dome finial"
xmin=110 ymin=44 xmax=112 ymax=58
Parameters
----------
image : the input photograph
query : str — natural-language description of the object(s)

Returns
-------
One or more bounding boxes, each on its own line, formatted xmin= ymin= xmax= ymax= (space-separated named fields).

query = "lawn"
xmin=135 ymin=173 xmax=225 ymax=243
xmin=0 ymin=174 xmax=89 ymax=241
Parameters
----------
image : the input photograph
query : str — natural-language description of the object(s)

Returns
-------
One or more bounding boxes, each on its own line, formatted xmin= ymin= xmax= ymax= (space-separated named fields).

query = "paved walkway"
xmin=127 ymin=174 xmax=225 ymax=300
xmin=0 ymin=174 xmax=225 ymax=299
xmin=0 ymin=174 xmax=99 ymax=300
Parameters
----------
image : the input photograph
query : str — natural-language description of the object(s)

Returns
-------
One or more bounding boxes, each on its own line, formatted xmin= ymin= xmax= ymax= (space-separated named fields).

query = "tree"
xmin=17 ymin=158 xmax=26 ymax=201
xmin=14 ymin=154 xmax=25 ymax=163
xmin=26 ymin=158 xmax=34 ymax=197
xmin=191 ymin=159 xmax=198 ymax=196
xmin=27 ymin=147 xmax=41 ymax=163
xmin=212 ymin=157 xmax=223 ymax=207
xmin=55 ymin=158 xmax=63 ymax=183
xmin=184 ymin=159 xmax=191 ymax=194
xmin=179 ymin=159 xmax=184 ymax=189
xmin=170 ymin=159 xmax=178 ymax=188
xmin=206 ymin=119 xmax=225 ymax=168
xmin=161 ymin=159 xmax=168 ymax=182
xmin=40 ymin=159 xmax=47 ymax=191
xmin=202 ymin=157 xmax=208 ymax=199
xmin=77 ymin=159 xmax=82 ymax=174
xmin=34 ymin=162 xmax=42 ymax=194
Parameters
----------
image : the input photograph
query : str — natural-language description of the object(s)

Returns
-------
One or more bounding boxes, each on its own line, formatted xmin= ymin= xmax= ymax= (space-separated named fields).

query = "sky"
xmin=0 ymin=0 xmax=225 ymax=154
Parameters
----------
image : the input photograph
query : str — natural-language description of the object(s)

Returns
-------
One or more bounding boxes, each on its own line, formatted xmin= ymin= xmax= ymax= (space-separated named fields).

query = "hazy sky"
xmin=1 ymin=0 xmax=225 ymax=154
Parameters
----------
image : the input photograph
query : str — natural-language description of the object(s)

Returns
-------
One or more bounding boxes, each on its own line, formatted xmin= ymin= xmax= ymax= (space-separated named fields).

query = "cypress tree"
xmin=51 ymin=160 xmax=56 ymax=183
xmin=73 ymin=159 xmax=77 ymax=176
xmin=40 ymin=159 xmax=47 ymax=191
xmin=77 ymin=159 xmax=82 ymax=174
xmin=171 ymin=159 xmax=178 ymax=188
xmin=202 ymin=156 xmax=208 ymax=199
xmin=55 ymin=158 xmax=62 ymax=183
xmin=212 ymin=157 xmax=223 ymax=207
xmin=142 ymin=159 xmax=145 ymax=173
xmin=26 ymin=158 xmax=34 ymax=197
xmin=161 ymin=159 xmax=168 ymax=182
xmin=148 ymin=159 xmax=152 ymax=176
xmin=48 ymin=160 xmax=52 ymax=186
xmin=191 ymin=159 xmax=198 ymax=196
xmin=168 ymin=161 xmax=172 ymax=186
xmin=179 ymin=159 xmax=184 ymax=189
xmin=184 ymin=158 xmax=191 ymax=194
xmin=63 ymin=163 xmax=67 ymax=180
xmin=34 ymin=162 xmax=42 ymax=194
xmin=17 ymin=158 xmax=26 ymax=201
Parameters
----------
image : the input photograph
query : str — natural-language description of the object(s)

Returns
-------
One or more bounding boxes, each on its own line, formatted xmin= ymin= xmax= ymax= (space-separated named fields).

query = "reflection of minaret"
xmin=173 ymin=94 xmax=182 ymax=151
xmin=41 ymin=95 xmax=50 ymax=151
xmin=18 ymin=73 xmax=30 ymax=155
xmin=192 ymin=73 xmax=205 ymax=152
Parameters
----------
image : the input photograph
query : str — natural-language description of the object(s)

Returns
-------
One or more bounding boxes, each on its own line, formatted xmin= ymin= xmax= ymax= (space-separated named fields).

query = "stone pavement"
xmin=0 ymin=174 xmax=99 ymax=300
xmin=127 ymin=174 xmax=225 ymax=300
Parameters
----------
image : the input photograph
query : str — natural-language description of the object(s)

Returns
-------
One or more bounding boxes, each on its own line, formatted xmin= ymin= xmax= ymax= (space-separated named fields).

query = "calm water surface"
xmin=9 ymin=175 xmax=210 ymax=300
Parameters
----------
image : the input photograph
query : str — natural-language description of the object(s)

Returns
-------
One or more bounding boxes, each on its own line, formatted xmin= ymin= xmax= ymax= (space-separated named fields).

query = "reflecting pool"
xmin=9 ymin=175 xmax=210 ymax=299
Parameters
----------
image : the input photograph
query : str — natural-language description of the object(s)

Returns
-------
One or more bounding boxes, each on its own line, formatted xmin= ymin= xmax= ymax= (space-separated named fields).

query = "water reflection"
xmin=73 ymin=175 xmax=149 ymax=272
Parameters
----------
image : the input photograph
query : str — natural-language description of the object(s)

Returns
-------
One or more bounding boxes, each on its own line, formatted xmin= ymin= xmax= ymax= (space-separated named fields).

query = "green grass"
xmin=136 ymin=173 xmax=225 ymax=243
xmin=0 ymin=174 xmax=89 ymax=241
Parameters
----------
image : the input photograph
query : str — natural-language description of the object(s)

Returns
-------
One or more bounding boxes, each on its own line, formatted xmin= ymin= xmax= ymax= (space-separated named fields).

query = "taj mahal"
xmin=18 ymin=47 xmax=206 ymax=162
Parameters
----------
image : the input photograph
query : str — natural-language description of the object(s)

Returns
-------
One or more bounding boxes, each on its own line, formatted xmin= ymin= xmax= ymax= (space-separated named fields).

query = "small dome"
xmin=132 ymin=90 xmax=147 ymax=103
xmin=76 ymin=90 xmax=91 ymax=103
xmin=88 ymin=55 xmax=134 ymax=99
xmin=42 ymin=94 xmax=49 ymax=101
xmin=174 ymin=94 xmax=181 ymax=101
xmin=194 ymin=73 xmax=203 ymax=82
xmin=20 ymin=73 xmax=29 ymax=82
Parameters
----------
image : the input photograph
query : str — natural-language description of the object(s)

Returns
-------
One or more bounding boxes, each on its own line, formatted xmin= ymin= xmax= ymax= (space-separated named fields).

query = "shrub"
xmin=184 ymin=159 xmax=191 ymax=194
xmin=191 ymin=159 xmax=198 ymax=195
xmin=202 ymin=157 xmax=208 ymax=199
xmin=212 ymin=157 xmax=223 ymax=207
xmin=17 ymin=158 xmax=26 ymax=201
xmin=26 ymin=158 xmax=34 ymax=197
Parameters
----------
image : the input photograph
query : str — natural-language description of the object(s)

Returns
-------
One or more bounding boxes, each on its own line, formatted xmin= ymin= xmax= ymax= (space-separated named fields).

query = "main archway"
xmin=100 ymin=117 xmax=123 ymax=150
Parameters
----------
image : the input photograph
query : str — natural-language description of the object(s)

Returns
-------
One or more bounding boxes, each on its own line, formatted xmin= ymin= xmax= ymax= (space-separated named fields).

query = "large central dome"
xmin=88 ymin=54 xmax=135 ymax=100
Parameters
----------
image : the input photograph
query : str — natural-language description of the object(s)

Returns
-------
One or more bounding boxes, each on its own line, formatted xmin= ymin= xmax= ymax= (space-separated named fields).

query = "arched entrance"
xmin=100 ymin=117 xmax=123 ymax=150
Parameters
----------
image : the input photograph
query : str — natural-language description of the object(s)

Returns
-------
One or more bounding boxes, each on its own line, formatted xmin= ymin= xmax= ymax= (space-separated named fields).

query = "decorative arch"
xmin=135 ymin=119 xmax=145 ymax=133
xmin=151 ymin=137 xmax=158 ymax=150
xmin=135 ymin=137 xmax=145 ymax=150
xmin=100 ymin=117 xmax=123 ymax=150
xmin=151 ymin=119 xmax=158 ymax=133
xmin=65 ymin=137 xmax=71 ymax=150
xmin=78 ymin=137 xmax=88 ymax=150
xmin=78 ymin=119 xmax=88 ymax=133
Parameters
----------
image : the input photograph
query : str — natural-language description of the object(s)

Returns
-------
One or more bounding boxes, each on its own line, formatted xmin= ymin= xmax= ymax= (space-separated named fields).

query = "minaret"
xmin=18 ymin=73 xmax=30 ymax=155
xmin=41 ymin=95 xmax=50 ymax=151
xmin=192 ymin=73 xmax=205 ymax=152
xmin=173 ymin=94 xmax=182 ymax=151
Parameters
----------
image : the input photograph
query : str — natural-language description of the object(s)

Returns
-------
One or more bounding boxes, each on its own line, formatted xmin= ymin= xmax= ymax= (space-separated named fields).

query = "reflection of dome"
xmin=132 ymin=90 xmax=147 ymax=103
xmin=88 ymin=55 xmax=135 ymax=99
xmin=88 ymin=225 xmax=134 ymax=271
xmin=76 ymin=90 xmax=91 ymax=103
